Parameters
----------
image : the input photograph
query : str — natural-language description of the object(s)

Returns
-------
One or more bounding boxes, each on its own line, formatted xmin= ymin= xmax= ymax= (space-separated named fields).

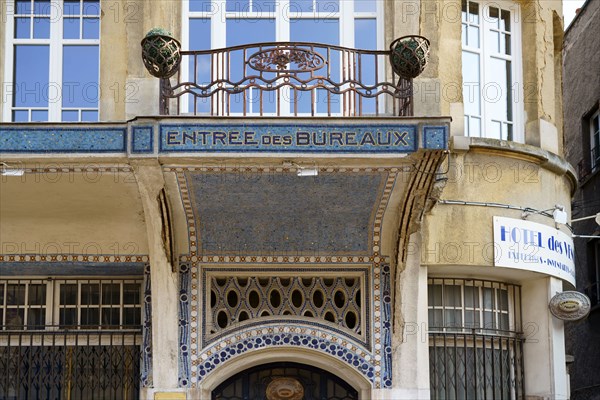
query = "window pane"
xmin=82 ymin=17 xmax=99 ymax=39
xmin=124 ymin=308 xmax=141 ymax=326
xmin=63 ymin=18 xmax=80 ymax=39
xmin=6 ymin=309 xmax=24 ymax=327
xmin=468 ymin=1 xmax=479 ymax=24
xmin=443 ymin=285 xmax=461 ymax=307
xmin=81 ymin=283 xmax=100 ymax=305
xmin=33 ymin=18 xmax=50 ymax=39
xmin=81 ymin=308 xmax=100 ymax=326
xmin=355 ymin=18 xmax=376 ymax=50
xmin=468 ymin=25 xmax=479 ymax=48
xmin=317 ymin=0 xmax=338 ymax=13
xmin=462 ymin=51 xmax=480 ymax=116
xmin=16 ymin=0 xmax=32 ymax=14
xmin=253 ymin=0 xmax=275 ymax=12
xmin=14 ymin=45 xmax=50 ymax=107
xmin=28 ymin=308 xmax=45 ymax=328
xmin=227 ymin=0 xmax=248 ymax=12
xmin=33 ymin=0 xmax=50 ymax=15
xmin=188 ymin=18 xmax=211 ymax=109
xmin=464 ymin=286 xmax=479 ymax=308
xmin=81 ymin=110 xmax=98 ymax=121
xmin=123 ymin=284 xmax=140 ymax=304
xmin=13 ymin=110 xmax=29 ymax=121
xmin=7 ymin=285 xmax=25 ymax=305
xmin=60 ymin=308 xmax=77 ymax=326
xmin=500 ymin=9 xmax=511 ymax=31
xmin=28 ymin=284 xmax=46 ymax=305
xmin=15 ymin=17 xmax=30 ymax=39
xmin=64 ymin=0 xmax=81 ymax=15
xmin=83 ymin=0 xmax=100 ymax=15
xmin=31 ymin=109 xmax=48 ymax=121
xmin=356 ymin=0 xmax=376 ymax=13
xmin=60 ymin=284 xmax=78 ymax=305
xmin=102 ymin=308 xmax=120 ymax=326
xmin=290 ymin=0 xmax=312 ymax=12
xmin=62 ymin=110 xmax=79 ymax=121
xmin=189 ymin=0 xmax=212 ymax=12
xmin=483 ymin=287 xmax=494 ymax=309
xmin=62 ymin=45 xmax=99 ymax=108
xmin=102 ymin=284 xmax=120 ymax=305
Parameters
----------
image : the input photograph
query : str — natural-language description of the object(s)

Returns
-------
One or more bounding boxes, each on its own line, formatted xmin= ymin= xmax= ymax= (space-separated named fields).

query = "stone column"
xmin=386 ymin=232 xmax=431 ymax=399
xmin=521 ymin=276 xmax=569 ymax=399
xmin=133 ymin=160 xmax=181 ymax=396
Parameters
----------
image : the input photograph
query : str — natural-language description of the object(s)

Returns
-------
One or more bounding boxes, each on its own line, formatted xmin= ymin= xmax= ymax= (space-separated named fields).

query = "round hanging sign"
xmin=549 ymin=291 xmax=591 ymax=321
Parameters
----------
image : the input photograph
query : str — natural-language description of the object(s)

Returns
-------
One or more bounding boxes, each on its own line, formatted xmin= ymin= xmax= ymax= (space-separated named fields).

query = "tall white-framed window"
xmin=462 ymin=0 xmax=523 ymax=141
xmin=3 ymin=0 xmax=100 ymax=122
xmin=182 ymin=0 xmax=383 ymax=116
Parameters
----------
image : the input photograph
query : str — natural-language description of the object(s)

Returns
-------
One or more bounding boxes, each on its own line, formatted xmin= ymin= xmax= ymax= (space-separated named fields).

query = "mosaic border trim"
xmin=142 ymin=264 xmax=153 ymax=387
xmin=181 ymin=262 xmax=392 ymax=389
xmin=0 ymin=254 xmax=149 ymax=263
xmin=132 ymin=126 xmax=154 ymax=154
xmin=200 ymin=267 xmax=372 ymax=348
xmin=0 ymin=127 xmax=127 ymax=153
xmin=423 ymin=126 xmax=448 ymax=150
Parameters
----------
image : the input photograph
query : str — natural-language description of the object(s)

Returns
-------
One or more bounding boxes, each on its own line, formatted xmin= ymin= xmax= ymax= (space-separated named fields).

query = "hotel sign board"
xmin=493 ymin=216 xmax=575 ymax=285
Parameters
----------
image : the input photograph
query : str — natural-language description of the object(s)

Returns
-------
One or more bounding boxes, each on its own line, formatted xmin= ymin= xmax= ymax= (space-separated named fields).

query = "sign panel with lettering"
xmin=159 ymin=124 xmax=418 ymax=153
xmin=493 ymin=216 xmax=575 ymax=285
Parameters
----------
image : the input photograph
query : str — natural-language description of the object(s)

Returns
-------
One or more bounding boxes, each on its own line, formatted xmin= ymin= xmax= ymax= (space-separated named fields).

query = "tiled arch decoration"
xmin=171 ymin=166 xmax=397 ymax=389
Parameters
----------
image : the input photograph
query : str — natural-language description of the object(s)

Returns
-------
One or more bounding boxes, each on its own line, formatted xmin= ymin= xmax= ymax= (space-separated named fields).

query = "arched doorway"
xmin=211 ymin=362 xmax=359 ymax=400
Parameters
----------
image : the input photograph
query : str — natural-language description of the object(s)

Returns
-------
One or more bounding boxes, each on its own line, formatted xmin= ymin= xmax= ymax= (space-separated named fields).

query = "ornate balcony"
xmin=150 ymin=38 xmax=429 ymax=117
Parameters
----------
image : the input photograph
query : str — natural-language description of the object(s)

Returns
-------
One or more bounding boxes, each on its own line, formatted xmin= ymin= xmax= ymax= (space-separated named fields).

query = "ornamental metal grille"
xmin=0 ymin=278 xmax=143 ymax=399
xmin=207 ymin=274 xmax=363 ymax=341
xmin=428 ymin=278 xmax=524 ymax=400
xmin=161 ymin=42 xmax=414 ymax=117
xmin=212 ymin=362 xmax=358 ymax=400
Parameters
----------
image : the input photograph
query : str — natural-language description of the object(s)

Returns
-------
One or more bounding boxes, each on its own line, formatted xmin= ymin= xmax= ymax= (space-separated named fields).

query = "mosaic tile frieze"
xmin=0 ymin=127 xmax=127 ymax=153
xmin=172 ymin=166 xmax=397 ymax=262
xmin=142 ymin=264 xmax=153 ymax=387
xmin=202 ymin=268 xmax=370 ymax=347
xmin=184 ymin=171 xmax=384 ymax=255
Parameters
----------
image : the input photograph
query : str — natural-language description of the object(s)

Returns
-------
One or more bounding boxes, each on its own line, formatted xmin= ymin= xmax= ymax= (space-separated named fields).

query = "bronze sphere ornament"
xmin=389 ymin=35 xmax=430 ymax=79
xmin=141 ymin=28 xmax=182 ymax=79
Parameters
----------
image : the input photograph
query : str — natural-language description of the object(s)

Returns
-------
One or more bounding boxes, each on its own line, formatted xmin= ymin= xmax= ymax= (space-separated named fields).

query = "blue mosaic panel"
xmin=160 ymin=123 xmax=418 ymax=153
xmin=381 ymin=264 xmax=392 ymax=388
xmin=423 ymin=126 xmax=448 ymax=150
xmin=0 ymin=127 xmax=126 ymax=153
xmin=141 ymin=264 xmax=153 ymax=388
xmin=186 ymin=172 xmax=385 ymax=255
xmin=196 ymin=331 xmax=377 ymax=383
xmin=131 ymin=126 xmax=154 ymax=153
xmin=179 ymin=263 xmax=191 ymax=387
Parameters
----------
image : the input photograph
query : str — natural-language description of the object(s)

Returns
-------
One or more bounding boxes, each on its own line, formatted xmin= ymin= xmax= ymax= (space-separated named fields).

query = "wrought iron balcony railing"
xmin=158 ymin=41 xmax=415 ymax=117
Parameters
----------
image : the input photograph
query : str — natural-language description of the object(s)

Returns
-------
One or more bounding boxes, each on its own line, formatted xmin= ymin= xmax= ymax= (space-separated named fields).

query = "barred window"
xmin=428 ymin=278 xmax=524 ymax=400
xmin=0 ymin=278 xmax=142 ymax=330
xmin=428 ymin=278 xmax=520 ymax=333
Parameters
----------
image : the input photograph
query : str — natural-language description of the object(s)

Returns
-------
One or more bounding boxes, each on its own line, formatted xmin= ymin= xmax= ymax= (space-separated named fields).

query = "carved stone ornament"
xmin=248 ymin=47 xmax=325 ymax=73
xmin=266 ymin=377 xmax=304 ymax=400
xmin=548 ymin=291 xmax=591 ymax=321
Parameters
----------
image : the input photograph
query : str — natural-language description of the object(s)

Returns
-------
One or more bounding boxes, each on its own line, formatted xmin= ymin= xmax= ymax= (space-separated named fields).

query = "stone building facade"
xmin=563 ymin=0 xmax=600 ymax=398
xmin=0 ymin=0 xmax=576 ymax=399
